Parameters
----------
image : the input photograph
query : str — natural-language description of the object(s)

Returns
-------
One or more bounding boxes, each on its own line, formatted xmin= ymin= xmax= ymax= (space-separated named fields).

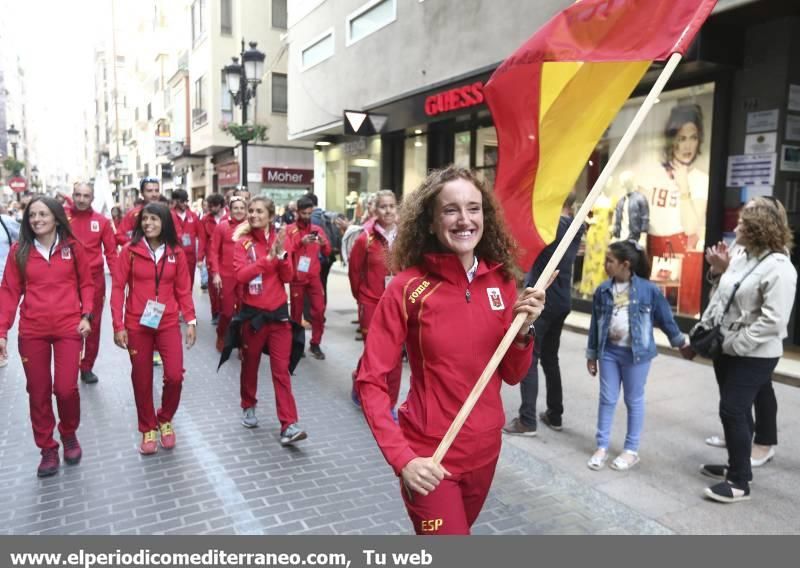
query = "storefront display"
xmin=574 ymin=83 xmax=714 ymax=318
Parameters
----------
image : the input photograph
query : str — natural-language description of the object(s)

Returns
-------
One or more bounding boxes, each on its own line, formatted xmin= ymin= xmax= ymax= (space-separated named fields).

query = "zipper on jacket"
xmin=465 ymin=288 xmax=471 ymax=303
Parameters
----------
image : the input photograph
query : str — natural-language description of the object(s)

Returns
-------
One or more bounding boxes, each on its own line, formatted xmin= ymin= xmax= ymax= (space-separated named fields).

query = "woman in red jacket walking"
xmin=0 ymin=196 xmax=94 ymax=477
xmin=348 ymin=190 xmax=401 ymax=413
xmin=232 ymin=197 xmax=306 ymax=446
xmin=208 ymin=196 xmax=247 ymax=351
xmin=356 ymin=166 xmax=546 ymax=535
xmin=111 ymin=202 xmax=196 ymax=455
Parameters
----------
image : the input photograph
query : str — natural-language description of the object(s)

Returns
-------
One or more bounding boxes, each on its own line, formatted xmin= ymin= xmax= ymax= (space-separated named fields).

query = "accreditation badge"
xmin=140 ymin=299 xmax=166 ymax=329
xmin=297 ymin=256 xmax=311 ymax=273
xmin=486 ymin=287 xmax=504 ymax=311
xmin=181 ymin=234 xmax=192 ymax=247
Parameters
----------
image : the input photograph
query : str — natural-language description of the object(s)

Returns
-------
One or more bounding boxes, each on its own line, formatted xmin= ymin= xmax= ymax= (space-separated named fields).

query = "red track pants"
xmin=356 ymin=301 xmax=401 ymax=407
xmin=216 ymin=275 xmax=241 ymax=343
xmin=126 ymin=325 xmax=184 ymax=432
xmin=19 ymin=335 xmax=83 ymax=450
xmin=80 ymin=271 xmax=106 ymax=372
xmin=290 ymin=279 xmax=325 ymax=345
xmin=402 ymin=456 xmax=498 ymax=535
xmin=185 ymin=254 xmax=197 ymax=289
xmin=209 ymin=266 xmax=222 ymax=317
xmin=240 ymin=320 xmax=297 ymax=429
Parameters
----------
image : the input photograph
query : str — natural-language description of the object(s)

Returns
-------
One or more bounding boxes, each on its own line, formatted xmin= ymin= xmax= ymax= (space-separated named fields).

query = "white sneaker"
xmin=587 ymin=448 xmax=608 ymax=471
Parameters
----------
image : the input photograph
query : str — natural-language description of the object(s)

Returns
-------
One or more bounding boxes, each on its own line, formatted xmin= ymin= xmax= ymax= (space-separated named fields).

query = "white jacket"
xmin=700 ymin=250 xmax=797 ymax=358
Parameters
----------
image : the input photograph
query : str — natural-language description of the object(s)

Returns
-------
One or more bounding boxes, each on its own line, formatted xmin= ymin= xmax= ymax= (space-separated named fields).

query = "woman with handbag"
xmin=692 ymin=196 xmax=796 ymax=503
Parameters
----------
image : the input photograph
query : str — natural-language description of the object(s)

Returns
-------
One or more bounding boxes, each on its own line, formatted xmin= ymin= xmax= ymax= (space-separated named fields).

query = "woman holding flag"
xmin=356 ymin=166 xmax=545 ymax=534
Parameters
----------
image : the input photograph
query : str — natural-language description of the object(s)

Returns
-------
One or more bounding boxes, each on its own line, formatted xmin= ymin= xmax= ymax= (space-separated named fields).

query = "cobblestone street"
xmin=0 ymin=271 xmax=672 ymax=535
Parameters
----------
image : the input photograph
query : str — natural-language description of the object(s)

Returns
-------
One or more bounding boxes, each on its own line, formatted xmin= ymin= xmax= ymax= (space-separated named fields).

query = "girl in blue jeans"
xmin=585 ymin=240 xmax=691 ymax=471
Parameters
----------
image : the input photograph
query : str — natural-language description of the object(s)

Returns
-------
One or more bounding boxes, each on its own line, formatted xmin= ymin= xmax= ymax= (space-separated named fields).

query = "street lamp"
xmin=223 ymin=40 xmax=265 ymax=191
xmin=31 ymin=165 xmax=40 ymax=191
xmin=6 ymin=123 xmax=19 ymax=160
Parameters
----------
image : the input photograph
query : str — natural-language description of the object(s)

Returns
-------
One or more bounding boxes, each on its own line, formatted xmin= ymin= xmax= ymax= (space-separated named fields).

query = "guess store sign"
xmin=424 ymin=81 xmax=485 ymax=117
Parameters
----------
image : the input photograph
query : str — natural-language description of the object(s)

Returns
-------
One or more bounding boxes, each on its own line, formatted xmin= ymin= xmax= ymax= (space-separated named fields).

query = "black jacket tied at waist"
xmin=217 ymin=303 xmax=305 ymax=374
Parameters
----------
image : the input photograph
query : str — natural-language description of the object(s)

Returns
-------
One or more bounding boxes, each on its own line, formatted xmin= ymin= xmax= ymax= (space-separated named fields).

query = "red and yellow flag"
xmin=485 ymin=0 xmax=717 ymax=269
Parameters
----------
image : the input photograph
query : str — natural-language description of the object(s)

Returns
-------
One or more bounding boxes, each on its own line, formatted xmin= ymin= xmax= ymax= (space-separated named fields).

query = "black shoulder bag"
xmin=689 ymin=252 xmax=773 ymax=359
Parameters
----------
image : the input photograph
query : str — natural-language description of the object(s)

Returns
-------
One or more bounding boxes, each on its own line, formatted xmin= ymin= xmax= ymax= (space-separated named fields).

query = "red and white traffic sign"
xmin=8 ymin=176 xmax=27 ymax=193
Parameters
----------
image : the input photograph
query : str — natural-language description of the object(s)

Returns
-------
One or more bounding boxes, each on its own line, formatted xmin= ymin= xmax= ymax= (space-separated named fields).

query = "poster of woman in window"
xmin=603 ymin=84 xmax=714 ymax=316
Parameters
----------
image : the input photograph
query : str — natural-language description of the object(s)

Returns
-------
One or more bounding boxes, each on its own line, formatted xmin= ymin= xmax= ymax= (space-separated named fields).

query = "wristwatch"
xmin=81 ymin=313 xmax=94 ymax=322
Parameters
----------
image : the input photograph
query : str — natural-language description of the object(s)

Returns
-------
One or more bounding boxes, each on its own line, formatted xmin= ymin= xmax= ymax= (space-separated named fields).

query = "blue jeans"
xmin=596 ymin=344 xmax=651 ymax=452
xmin=199 ymin=262 xmax=209 ymax=287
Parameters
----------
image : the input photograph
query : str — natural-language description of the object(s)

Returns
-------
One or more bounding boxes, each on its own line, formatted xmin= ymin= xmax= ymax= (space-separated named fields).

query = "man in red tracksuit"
xmin=285 ymin=195 xmax=331 ymax=360
xmin=68 ymin=182 xmax=119 ymax=384
xmin=171 ymin=189 xmax=205 ymax=288
xmin=116 ymin=177 xmax=162 ymax=246
xmin=200 ymin=192 xmax=228 ymax=324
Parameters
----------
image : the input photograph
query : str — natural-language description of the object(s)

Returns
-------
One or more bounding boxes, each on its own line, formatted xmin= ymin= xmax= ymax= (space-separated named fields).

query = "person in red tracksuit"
xmin=111 ymin=202 xmax=197 ymax=455
xmin=170 ymin=189 xmax=205 ymax=289
xmin=0 ymin=196 xmax=94 ymax=477
xmin=348 ymin=190 xmax=401 ymax=413
xmin=233 ymin=196 xmax=307 ymax=446
xmin=356 ymin=167 xmax=546 ymax=535
xmin=116 ymin=177 xmax=161 ymax=246
xmin=200 ymin=193 xmax=228 ymax=325
xmin=285 ymin=195 xmax=331 ymax=360
xmin=208 ymin=196 xmax=246 ymax=351
xmin=68 ymin=182 xmax=119 ymax=384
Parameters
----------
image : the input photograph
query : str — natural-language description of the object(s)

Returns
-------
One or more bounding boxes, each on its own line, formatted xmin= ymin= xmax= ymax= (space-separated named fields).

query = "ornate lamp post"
xmin=6 ymin=124 xmax=19 ymax=162
xmin=223 ymin=40 xmax=265 ymax=191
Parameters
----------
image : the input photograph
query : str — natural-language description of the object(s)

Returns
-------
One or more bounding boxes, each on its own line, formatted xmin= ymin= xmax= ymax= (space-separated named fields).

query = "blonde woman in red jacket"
xmin=232 ymin=197 xmax=306 ymax=446
xmin=111 ymin=202 xmax=196 ymax=455
xmin=208 ymin=196 xmax=247 ymax=351
xmin=0 ymin=196 xmax=94 ymax=477
xmin=348 ymin=190 xmax=401 ymax=414
xmin=356 ymin=167 xmax=546 ymax=535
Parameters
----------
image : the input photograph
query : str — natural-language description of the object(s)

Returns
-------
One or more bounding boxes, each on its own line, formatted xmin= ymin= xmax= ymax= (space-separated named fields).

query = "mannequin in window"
xmin=613 ymin=170 xmax=649 ymax=243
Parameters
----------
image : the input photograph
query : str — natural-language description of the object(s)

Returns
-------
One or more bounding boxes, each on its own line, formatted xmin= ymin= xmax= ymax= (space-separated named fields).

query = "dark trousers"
xmin=518 ymin=310 xmax=568 ymax=427
xmin=713 ymin=359 xmax=778 ymax=447
xmin=712 ymin=354 xmax=779 ymax=485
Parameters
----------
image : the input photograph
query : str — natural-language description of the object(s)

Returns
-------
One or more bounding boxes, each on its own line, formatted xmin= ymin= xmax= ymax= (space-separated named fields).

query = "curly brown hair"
xmin=738 ymin=196 xmax=794 ymax=253
xmin=391 ymin=166 xmax=521 ymax=281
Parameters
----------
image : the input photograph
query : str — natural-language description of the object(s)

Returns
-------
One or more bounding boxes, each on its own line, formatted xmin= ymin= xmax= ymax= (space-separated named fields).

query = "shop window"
xmin=474 ymin=125 xmax=498 ymax=191
xmin=403 ymin=131 xmax=427 ymax=196
xmin=346 ymin=0 xmax=396 ymax=46
xmin=301 ymin=29 xmax=334 ymax=70
xmin=323 ymin=137 xmax=381 ymax=217
xmin=453 ymin=131 xmax=471 ymax=169
xmin=573 ymin=83 xmax=715 ymax=318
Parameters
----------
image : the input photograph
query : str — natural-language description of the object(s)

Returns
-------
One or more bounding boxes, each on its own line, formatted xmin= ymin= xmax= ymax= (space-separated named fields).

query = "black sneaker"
xmin=80 ymin=370 xmax=99 ymax=384
xmin=704 ymin=480 xmax=751 ymax=503
xmin=502 ymin=417 xmax=537 ymax=437
xmin=539 ymin=410 xmax=562 ymax=431
xmin=309 ymin=344 xmax=326 ymax=360
xmin=211 ymin=314 xmax=219 ymax=326
xmin=700 ymin=464 xmax=728 ymax=480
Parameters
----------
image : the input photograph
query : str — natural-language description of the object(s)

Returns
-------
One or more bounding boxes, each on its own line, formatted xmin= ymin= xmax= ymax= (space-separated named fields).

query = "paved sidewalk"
xmin=0 ymin=271 xmax=796 ymax=534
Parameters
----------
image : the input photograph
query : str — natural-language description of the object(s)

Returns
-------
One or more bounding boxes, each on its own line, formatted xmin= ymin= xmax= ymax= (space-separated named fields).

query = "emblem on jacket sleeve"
xmin=61 ymin=247 xmax=72 ymax=260
xmin=90 ymin=220 xmax=100 ymax=232
xmin=487 ymin=287 xmax=504 ymax=310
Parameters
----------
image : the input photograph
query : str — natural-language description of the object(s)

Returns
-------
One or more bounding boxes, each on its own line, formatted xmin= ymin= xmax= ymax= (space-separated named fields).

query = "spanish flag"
xmin=485 ymin=0 xmax=717 ymax=269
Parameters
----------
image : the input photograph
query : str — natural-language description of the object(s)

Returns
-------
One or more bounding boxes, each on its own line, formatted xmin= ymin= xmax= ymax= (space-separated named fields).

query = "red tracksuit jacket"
xmin=172 ymin=209 xmax=206 ymax=262
xmin=115 ymin=205 xmax=142 ymax=247
xmin=348 ymin=222 xmax=392 ymax=305
xmin=207 ymin=218 xmax=243 ymax=278
xmin=0 ymin=238 xmax=94 ymax=339
xmin=200 ymin=210 xmax=228 ymax=260
xmin=67 ymin=206 xmax=119 ymax=278
xmin=284 ymin=221 xmax=331 ymax=284
xmin=233 ymin=227 xmax=294 ymax=311
xmin=356 ymin=253 xmax=533 ymax=476
xmin=110 ymin=241 xmax=196 ymax=333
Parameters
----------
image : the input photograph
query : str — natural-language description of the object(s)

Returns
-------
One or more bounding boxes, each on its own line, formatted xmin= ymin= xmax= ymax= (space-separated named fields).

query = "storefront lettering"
xmin=424 ymin=82 xmax=485 ymax=117
xmin=262 ymin=168 xmax=313 ymax=186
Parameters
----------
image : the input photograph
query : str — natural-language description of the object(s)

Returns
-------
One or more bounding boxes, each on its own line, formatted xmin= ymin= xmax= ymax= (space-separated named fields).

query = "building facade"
xmin=287 ymin=0 xmax=800 ymax=340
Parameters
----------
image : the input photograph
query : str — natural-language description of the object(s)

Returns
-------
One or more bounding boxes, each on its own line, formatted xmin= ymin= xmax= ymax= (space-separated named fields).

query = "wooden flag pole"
xmin=432 ymin=53 xmax=684 ymax=465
